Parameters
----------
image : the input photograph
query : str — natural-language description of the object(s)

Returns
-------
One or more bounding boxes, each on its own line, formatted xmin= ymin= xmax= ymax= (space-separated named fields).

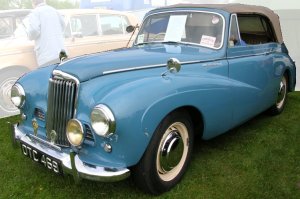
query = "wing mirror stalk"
xmin=126 ymin=24 xmax=139 ymax=48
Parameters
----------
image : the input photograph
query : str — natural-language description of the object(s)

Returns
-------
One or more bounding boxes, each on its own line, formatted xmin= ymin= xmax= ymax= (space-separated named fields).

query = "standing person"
xmin=25 ymin=0 xmax=65 ymax=67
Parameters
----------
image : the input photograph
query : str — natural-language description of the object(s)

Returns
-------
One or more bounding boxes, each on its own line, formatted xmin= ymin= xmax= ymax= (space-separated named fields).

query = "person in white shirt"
xmin=25 ymin=0 xmax=65 ymax=66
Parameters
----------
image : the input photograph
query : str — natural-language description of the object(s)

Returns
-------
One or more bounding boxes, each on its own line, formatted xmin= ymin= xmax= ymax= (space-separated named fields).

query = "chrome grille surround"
xmin=46 ymin=70 xmax=80 ymax=147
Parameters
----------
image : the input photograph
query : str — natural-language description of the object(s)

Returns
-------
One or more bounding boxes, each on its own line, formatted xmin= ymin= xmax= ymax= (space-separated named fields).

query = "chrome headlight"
xmin=66 ymin=119 xmax=84 ymax=146
xmin=91 ymin=104 xmax=116 ymax=137
xmin=11 ymin=83 xmax=25 ymax=108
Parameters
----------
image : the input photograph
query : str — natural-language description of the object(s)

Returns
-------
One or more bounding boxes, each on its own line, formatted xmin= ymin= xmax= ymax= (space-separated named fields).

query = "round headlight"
xmin=11 ymin=83 xmax=25 ymax=108
xmin=66 ymin=119 xmax=84 ymax=146
xmin=91 ymin=104 xmax=116 ymax=137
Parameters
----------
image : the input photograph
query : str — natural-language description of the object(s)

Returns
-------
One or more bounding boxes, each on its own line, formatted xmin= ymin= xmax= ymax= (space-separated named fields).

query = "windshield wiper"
xmin=160 ymin=41 xmax=182 ymax=44
xmin=134 ymin=40 xmax=187 ymax=46
xmin=134 ymin=41 xmax=158 ymax=46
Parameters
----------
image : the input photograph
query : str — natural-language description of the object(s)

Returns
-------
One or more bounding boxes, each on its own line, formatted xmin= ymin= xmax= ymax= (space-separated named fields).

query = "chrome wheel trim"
xmin=276 ymin=76 xmax=287 ymax=109
xmin=0 ymin=77 xmax=19 ymax=113
xmin=156 ymin=122 xmax=189 ymax=182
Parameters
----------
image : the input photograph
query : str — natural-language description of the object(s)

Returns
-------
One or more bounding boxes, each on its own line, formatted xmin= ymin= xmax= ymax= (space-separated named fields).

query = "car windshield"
xmin=135 ymin=11 xmax=224 ymax=49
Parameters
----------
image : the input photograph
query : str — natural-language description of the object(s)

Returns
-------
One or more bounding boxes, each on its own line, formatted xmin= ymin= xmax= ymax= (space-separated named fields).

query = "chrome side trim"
xmin=12 ymin=124 xmax=130 ymax=182
xmin=103 ymin=58 xmax=226 ymax=75
xmin=227 ymin=51 xmax=274 ymax=59
xmin=103 ymin=63 xmax=166 ymax=75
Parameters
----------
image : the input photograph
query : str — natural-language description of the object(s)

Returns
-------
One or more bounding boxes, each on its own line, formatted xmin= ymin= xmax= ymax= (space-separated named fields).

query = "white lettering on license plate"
xmin=21 ymin=143 xmax=60 ymax=174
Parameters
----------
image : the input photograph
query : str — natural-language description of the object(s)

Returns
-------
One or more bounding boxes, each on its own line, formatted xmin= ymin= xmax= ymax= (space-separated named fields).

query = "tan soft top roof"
xmin=162 ymin=3 xmax=283 ymax=43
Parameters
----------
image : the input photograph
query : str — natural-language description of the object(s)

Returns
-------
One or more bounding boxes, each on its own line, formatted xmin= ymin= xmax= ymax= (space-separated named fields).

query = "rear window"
xmin=237 ymin=14 xmax=277 ymax=44
xmin=0 ymin=17 xmax=13 ymax=38
xmin=70 ymin=14 xmax=98 ymax=36
xmin=100 ymin=15 xmax=129 ymax=35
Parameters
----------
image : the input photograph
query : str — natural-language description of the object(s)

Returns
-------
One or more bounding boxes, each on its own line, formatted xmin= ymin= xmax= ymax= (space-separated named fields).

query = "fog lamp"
xmin=66 ymin=119 xmax=84 ymax=146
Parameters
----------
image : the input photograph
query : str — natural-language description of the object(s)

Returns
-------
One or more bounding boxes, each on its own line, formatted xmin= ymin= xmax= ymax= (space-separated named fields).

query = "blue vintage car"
xmin=10 ymin=4 xmax=296 ymax=194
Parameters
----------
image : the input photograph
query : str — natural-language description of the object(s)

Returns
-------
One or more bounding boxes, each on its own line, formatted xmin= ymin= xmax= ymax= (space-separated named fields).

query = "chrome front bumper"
xmin=10 ymin=123 xmax=130 ymax=182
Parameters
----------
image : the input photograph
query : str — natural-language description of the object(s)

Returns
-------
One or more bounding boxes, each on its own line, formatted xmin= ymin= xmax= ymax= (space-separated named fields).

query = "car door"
xmin=64 ymin=14 xmax=102 ymax=57
xmin=227 ymin=14 xmax=278 ymax=126
xmin=98 ymin=14 xmax=132 ymax=51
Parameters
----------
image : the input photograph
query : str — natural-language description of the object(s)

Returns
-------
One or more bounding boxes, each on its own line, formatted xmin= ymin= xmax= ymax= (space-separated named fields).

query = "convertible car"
xmin=9 ymin=4 xmax=296 ymax=194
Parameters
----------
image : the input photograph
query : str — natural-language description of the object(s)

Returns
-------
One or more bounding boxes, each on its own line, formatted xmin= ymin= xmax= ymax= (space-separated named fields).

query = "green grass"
xmin=1 ymin=92 xmax=300 ymax=199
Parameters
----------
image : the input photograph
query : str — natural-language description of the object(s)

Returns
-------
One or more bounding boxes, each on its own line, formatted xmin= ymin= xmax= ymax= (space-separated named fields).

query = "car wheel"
xmin=269 ymin=74 xmax=288 ymax=115
xmin=133 ymin=110 xmax=194 ymax=195
xmin=0 ymin=68 xmax=29 ymax=118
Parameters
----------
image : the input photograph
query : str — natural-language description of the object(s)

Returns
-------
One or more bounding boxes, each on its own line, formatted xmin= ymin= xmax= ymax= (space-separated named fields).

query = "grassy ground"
xmin=0 ymin=92 xmax=300 ymax=199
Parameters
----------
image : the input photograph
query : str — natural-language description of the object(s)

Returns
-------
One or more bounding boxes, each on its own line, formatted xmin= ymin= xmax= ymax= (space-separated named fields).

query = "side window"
xmin=0 ymin=17 xmax=13 ymax=38
xmin=229 ymin=14 xmax=244 ymax=47
xmin=99 ymin=15 xmax=129 ymax=35
xmin=14 ymin=17 xmax=28 ymax=37
xmin=64 ymin=22 xmax=71 ymax=38
xmin=237 ymin=14 xmax=276 ymax=45
xmin=70 ymin=14 xmax=98 ymax=37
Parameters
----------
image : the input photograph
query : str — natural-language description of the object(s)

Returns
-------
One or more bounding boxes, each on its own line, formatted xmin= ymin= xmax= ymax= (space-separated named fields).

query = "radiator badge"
xmin=32 ymin=119 xmax=38 ymax=136
xmin=50 ymin=130 xmax=57 ymax=144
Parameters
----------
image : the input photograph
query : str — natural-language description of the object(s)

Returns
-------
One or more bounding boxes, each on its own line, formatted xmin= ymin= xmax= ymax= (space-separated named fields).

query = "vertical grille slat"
xmin=46 ymin=76 xmax=78 ymax=147
xmin=62 ymin=82 xmax=69 ymax=145
xmin=57 ymin=80 xmax=63 ymax=145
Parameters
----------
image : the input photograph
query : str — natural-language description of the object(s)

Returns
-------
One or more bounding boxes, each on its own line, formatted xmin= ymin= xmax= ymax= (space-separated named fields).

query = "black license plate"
xmin=20 ymin=141 xmax=63 ymax=175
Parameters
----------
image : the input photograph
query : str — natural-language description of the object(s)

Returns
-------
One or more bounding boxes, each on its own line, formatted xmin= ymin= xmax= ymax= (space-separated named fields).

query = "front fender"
xmin=76 ymin=70 xmax=233 ymax=167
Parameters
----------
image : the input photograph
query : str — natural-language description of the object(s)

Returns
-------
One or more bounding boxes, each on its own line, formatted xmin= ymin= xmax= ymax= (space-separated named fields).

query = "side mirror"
xmin=126 ymin=25 xmax=135 ymax=33
xmin=167 ymin=58 xmax=181 ymax=73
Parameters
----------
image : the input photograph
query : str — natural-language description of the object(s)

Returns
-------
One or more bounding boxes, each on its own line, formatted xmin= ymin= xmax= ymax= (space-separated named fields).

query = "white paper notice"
xmin=137 ymin=34 xmax=144 ymax=43
xmin=164 ymin=15 xmax=187 ymax=42
xmin=200 ymin=35 xmax=216 ymax=48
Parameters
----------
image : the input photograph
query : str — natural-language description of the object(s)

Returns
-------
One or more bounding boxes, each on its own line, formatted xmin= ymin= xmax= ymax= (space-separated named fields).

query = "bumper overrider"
xmin=10 ymin=123 xmax=130 ymax=182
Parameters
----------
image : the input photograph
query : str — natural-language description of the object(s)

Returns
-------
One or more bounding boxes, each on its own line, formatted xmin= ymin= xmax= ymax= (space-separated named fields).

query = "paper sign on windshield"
xmin=137 ymin=34 xmax=144 ymax=43
xmin=164 ymin=15 xmax=187 ymax=42
xmin=200 ymin=35 xmax=216 ymax=48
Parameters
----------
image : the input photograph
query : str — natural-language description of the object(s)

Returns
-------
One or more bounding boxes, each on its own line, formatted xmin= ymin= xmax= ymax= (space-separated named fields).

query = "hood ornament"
xmin=32 ymin=119 xmax=39 ymax=136
xmin=162 ymin=58 xmax=181 ymax=77
xmin=50 ymin=130 xmax=57 ymax=144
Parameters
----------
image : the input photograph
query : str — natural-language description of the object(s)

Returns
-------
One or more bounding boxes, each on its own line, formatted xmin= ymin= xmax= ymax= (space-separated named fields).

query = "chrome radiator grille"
xmin=46 ymin=75 xmax=78 ymax=146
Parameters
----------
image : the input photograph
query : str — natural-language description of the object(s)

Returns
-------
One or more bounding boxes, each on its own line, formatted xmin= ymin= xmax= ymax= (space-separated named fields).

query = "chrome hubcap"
xmin=276 ymin=77 xmax=287 ymax=109
xmin=160 ymin=130 xmax=184 ymax=172
xmin=0 ymin=77 xmax=18 ymax=112
xmin=156 ymin=122 xmax=189 ymax=182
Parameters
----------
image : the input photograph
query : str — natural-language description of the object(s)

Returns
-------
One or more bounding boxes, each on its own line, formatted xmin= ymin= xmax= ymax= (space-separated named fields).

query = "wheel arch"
xmin=141 ymin=101 xmax=205 ymax=143
xmin=283 ymin=68 xmax=294 ymax=92
xmin=0 ymin=65 xmax=31 ymax=74
xmin=167 ymin=106 xmax=204 ymax=138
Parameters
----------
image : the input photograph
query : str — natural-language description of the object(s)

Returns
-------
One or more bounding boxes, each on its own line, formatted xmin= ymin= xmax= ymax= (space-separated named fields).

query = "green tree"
xmin=0 ymin=0 xmax=10 ymax=10
xmin=47 ymin=0 xmax=79 ymax=9
xmin=10 ymin=0 xmax=31 ymax=9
